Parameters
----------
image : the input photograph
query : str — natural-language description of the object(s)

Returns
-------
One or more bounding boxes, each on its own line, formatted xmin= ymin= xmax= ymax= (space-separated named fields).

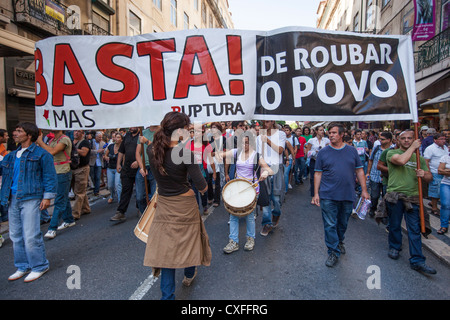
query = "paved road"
xmin=0 ymin=181 xmax=449 ymax=301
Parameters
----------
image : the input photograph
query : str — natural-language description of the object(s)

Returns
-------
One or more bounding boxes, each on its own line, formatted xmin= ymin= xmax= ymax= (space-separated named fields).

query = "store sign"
xmin=34 ymin=27 xmax=418 ymax=129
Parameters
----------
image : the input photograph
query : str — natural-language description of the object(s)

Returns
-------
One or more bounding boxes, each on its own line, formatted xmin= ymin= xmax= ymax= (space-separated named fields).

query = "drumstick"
xmin=237 ymin=182 xmax=258 ymax=194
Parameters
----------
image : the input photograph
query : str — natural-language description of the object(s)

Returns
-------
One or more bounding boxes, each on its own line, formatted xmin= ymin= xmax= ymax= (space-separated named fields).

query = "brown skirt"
xmin=143 ymin=194 xmax=212 ymax=269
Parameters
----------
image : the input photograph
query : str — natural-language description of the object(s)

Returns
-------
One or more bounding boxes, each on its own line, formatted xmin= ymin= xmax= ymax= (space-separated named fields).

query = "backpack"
xmin=70 ymin=140 xmax=81 ymax=170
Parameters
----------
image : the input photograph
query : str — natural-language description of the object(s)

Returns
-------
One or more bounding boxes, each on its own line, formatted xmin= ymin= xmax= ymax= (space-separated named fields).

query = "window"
xmin=93 ymin=11 xmax=110 ymax=33
xmin=153 ymin=0 xmax=162 ymax=10
xmin=382 ymin=0 xmax=390 ymax=8
xmin=184 ymin=12 xmax=189 ymax=29
xmin=353 ymin=12 xmax=359 ymax=32
xmin=129 ymin=10 xmax=141 ymax=35
xmin=366 ymin=0 xmax=374 ymax=30
xmin=194 ymin=0 xmax=199 ymax=11
xmin=171 ymin=0 xmax=177 ymax=26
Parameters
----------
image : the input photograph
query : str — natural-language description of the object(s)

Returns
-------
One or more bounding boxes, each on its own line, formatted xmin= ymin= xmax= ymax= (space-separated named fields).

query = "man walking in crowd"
xmin=1 ymin=122 xmax=57 ymax=282
xmin=71 ymin=130 xmax=91 ymax=220
xmin=312 ymin=123 xmax=369 ymax=267
xmin=136 ymin=126 xmax=158 ymax=214
xmin=89 ymin=131 xmax=106 ymax=197
xmin=366 ymin=131 xmax=393 ymax=217
xmin=294 ymin=130 xmax=307 ymax=185
xmin=385 ymin=129 xmax=436 ymax=275
xmin=36 ymin=130 xmax=75 ymax=239
xmin=111 ymin=127 xmax=140 ymax=222
xmin=257 ymin=120 xmax=286 ymax=236
xmin=353 ymin=129 xmax=369 ymax=174
xmin=424 ymin=133 xmax=448 ymax=215
xmin=283 ymin=125 xmax=298 ymax=193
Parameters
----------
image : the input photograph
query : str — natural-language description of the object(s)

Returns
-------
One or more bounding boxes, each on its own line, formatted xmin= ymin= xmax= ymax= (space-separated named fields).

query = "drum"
xmin=134 ymin=192 xmax=158 ymax=243
xmin=222 ymin=179 xmax=257 ymax=217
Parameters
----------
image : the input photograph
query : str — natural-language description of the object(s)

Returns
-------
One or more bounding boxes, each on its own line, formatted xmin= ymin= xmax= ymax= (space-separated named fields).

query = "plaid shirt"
xmin=369 ymin=145 xmax=384 ymax=183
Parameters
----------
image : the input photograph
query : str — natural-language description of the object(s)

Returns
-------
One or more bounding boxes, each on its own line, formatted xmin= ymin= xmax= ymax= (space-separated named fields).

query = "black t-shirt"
xmin=147 ymin=144 xmax=207 ymax=197
xmin=119 ymin=132 xmax=139 ymax=176
xmin=76 ymin=139 xmax=91 ymax=167
xmin=107 ymin=144 xmax=119 ymax=169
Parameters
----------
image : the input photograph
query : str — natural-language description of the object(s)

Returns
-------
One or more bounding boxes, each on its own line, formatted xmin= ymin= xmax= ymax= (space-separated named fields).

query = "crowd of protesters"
xmin=0 ymin=118 xmax=448 ymax=297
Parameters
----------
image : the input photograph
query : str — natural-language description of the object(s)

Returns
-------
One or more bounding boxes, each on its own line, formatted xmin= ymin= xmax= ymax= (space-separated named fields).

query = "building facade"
xmin=0 ymin=0 xmax=233 ymax=139
xmin=317 ymin=0 xmax=449 ymax=130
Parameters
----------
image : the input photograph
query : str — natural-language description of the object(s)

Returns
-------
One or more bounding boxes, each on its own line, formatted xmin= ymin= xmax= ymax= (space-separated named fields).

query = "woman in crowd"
xmin=104 ymin=133 xmax=122 ymax=204
xmin=217 ymin=132 xmax=273 ymax=253
xmin=207 ymin=122 xmax=226 ymax=207
xmin=144 ymin=112 xmax=211 ymax=300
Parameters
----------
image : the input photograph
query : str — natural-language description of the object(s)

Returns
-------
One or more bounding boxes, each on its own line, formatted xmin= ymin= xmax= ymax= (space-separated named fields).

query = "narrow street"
xmin=1 ymin=180 xmax=449 ymax=301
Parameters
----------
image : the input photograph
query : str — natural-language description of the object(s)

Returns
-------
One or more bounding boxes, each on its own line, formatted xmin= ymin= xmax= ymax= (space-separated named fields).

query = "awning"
xmin=415 ymin=69 xmax=450 ymax=93
xmin=421 ymin=91 xmax=450 ymax=106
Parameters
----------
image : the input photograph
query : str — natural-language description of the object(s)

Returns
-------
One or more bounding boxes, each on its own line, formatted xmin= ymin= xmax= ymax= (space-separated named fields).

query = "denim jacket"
xmin=0 ymin=143 xmax=57 ymax=206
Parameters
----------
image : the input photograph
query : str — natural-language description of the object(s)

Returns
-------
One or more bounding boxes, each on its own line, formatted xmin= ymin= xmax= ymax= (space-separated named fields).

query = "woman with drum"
xmin=143 ymin=112 xmax=212 ymax=300
xmin=218 ymin=131 xmax=273 ymax=253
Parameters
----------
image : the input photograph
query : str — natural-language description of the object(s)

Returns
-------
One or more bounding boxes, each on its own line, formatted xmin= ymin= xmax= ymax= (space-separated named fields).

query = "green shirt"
xmin=386 ymin=149 xmax=428 ymax=196
xmin=138 ymin=128 xmax=155 ymax=166
xmin=379 ymin=148 xmax=390 ymax=186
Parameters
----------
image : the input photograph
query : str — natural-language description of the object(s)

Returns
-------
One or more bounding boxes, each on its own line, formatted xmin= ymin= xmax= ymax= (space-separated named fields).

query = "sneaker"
xmin=24 ymin=268 xmax=49 ymax=283
xmin=0 ymin=235 xmax=4 ymax=248
xmin=8 ymin=269 xmax=29 ymax=281
xmin=223 ymin=239 xmax=239 ymax=254
xmin=260 ymin=224 xmax=273 ymax=236
xmin=44 ymin=230 xmax=57 ymax=239
xmin=244 ymin=237 xmax=255 ymax=251
xmin=57 ymin=221 xmax=76 ymax=230
xmin=410 ymin=263 xmax=437 ymax=275
xmin=325 ymin=252 xmax=339 ymax=267
xmin=182 ymin=267 xmax=197 ymax=286
xmin=388 ymin=248 xmax=399 ymax=260
xmin=110 ymin=212 xmax=126 ymax=221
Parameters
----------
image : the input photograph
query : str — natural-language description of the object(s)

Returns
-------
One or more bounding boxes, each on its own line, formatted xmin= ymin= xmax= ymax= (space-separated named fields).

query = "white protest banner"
xmin=34 ymin=27 xmax=417 ymax=129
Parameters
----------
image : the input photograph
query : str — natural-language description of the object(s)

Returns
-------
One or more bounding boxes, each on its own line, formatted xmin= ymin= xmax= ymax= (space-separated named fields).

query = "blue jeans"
xmin=284 ymin=158 xmax=292 ymax=193
xmin=160 ymin=267 xmax=196 ymax=300
xmin=107 ymin=168 xmax=122 ymax=202
xmin=320 ymin=199 xmax=353 ymax=256
xmin=49 ymin=172 xmax=73 ymax=231
xmin=135 ymin=165 xmax=156 ymax=214
xmin=90 ymin=165 xmax=102 ymax=194
xmin=440 ymin=183 xmax=450 ymax=229
xmin=386 ymin=200 xmax=426 ymax=265
xmin=229 ymin=211 xmax=255 ymax=242
xmin=8 ymin=194 xmax=49 ymax=272
xmin=261 ymin=177 xmax=282 ymax=226
xmin=294 ymin=157 xmax=305 ymax=184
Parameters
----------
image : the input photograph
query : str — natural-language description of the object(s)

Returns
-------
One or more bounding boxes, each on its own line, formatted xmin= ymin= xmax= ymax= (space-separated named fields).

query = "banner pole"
xmin=414 ymin=122 xmax=426 ymax=234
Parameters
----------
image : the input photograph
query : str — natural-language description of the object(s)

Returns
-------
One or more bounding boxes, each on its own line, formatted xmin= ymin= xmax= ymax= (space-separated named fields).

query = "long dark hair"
xmin=152 ymin=112 xmax=190 ymax=175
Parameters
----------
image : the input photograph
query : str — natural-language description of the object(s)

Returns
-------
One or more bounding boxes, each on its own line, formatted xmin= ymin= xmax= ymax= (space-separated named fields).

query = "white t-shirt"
xmin=306 ymin=136 xmax=330 ymax=159
xmin=439 ymin=154 xmax=450 ymax=185
xmin=424 ymin=143 xmax=449 ymax=173
xmin=285 ymin=135 xmax=299 ymax=159
xmin=256 ymin=129 xmax=286 ymax=166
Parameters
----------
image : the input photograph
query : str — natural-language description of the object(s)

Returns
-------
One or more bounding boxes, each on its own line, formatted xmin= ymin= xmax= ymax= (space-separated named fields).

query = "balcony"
xmin=14 ymin=0 xmax=80 ymax=36
xmin=415 ymin=27 xmax=450 ymax=72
